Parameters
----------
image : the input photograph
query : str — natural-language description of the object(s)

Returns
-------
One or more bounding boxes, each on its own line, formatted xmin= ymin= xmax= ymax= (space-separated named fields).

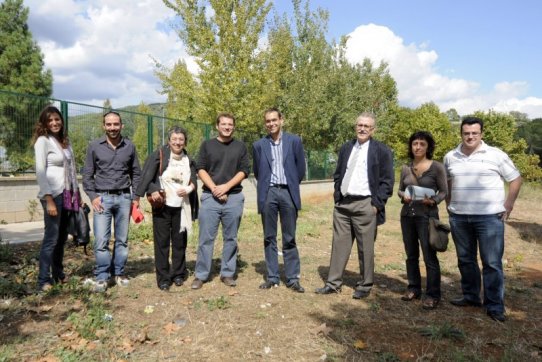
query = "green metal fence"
xmin=0 ymin=89 xmax=334 ymax=179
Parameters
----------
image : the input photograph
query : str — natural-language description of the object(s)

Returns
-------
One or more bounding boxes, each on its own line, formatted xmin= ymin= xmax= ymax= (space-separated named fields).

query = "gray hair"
xmin=168 ymin=126 xmax=188 ymax=143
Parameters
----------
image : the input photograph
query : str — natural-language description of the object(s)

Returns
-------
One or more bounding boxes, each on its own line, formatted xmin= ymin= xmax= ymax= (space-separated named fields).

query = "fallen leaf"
xmin=142 ymin=239 xmax=152 ymax=245
xmin=86 ymin=341 xmax=98 ymax=351
xmin=312 ymin=323 xmax=333 ymax=336
xmin=70 ymin=338 xmax=88 ymax=351
xmin=228 ymin=290 xmax=239 ymax=296
xmin=179 ymin=336 xmax=192 ymax=343
xmin=121 ymin=338 xmax=135 ymax=354
xmin=164 ymin=322 xmax=180 ymax=334
xmin=132 ymin=330 xmax=150 ymax=344
xmin=95 ymin=329 xmax=107 ymax=338
xmin=144 ymin=305 xmax=154 ymax=314
xmin=35 ymin=356 xmax=60 ymax=362
xmin=60 ymin=331 xmax=80 ymax=341
xmin=353 ymin=339 xmax=367 ymax=350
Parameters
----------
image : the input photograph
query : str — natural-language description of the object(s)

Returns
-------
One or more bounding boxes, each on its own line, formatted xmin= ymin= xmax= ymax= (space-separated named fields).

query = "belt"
xmin=97 ymin=188 xmax=131 ymax=195
xmin=344 ymin=194 xmax=370 ymax=201
xmin=270 ymin=184 xmax=288 ymax=189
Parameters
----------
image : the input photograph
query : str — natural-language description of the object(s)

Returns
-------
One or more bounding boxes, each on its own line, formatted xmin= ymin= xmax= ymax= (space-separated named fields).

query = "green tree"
xmin=163 ymin=0 xmax=271 ymax=134
xmin=517 ymin=118 xmax=542 ymax=166
xmin=0 ymin=0 xmax=52 ymax=171
xmin=386 ymin=103 xmax=456 ymax=163
xmin=474 ymin=110 xmax=542 ymax=181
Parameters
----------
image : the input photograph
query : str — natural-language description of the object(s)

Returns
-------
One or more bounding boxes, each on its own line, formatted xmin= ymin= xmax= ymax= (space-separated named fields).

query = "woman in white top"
xmin=33 ymin=105 xmax=77 ymax=292
xmin=136 ymin=127 xmax=198 ymax=291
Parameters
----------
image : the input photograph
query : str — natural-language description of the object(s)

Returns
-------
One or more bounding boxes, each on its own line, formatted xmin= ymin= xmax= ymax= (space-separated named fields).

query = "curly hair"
xmin=32 ymin=105 xmax=68 ymax=147
xmin=407 ymin=131 xmax=436 ymax=160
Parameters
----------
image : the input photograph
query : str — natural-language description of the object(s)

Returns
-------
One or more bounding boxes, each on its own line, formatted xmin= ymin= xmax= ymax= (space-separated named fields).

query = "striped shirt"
xmin=444 ymin=141 xmax=520 ymax=215
xmin=269 ymin=134 xmax=287 ymax=186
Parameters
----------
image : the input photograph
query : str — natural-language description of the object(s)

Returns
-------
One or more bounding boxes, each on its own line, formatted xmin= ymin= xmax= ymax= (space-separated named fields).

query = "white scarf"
xmin=161 ymin=152 xmax=193 ymax=236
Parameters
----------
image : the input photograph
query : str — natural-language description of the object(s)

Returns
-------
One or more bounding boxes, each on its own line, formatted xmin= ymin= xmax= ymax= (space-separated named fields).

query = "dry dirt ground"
xmin=1 ymin=184 xmax=541 ymax=361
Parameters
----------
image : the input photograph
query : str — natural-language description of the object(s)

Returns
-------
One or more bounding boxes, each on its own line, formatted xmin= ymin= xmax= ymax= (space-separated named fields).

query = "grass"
xmin=0 ymin=181 xmax=541 ymax=361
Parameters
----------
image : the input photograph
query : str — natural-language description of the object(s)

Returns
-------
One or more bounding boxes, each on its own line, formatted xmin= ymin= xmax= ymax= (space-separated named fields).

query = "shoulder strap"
xmin=407 ymin=164 xmax=419 ymax=186
xmin=159 ymin=148 xmax=163 ymax=176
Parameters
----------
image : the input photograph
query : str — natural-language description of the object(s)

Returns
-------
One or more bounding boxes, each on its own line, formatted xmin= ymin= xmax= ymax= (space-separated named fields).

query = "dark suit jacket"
xmin=333 ymin=138 xmax=394 ymax=225
xmin=252 ymin=132 xmax=306 ymax=214
xmin=135 ymin=145 xmax=199 ymax=220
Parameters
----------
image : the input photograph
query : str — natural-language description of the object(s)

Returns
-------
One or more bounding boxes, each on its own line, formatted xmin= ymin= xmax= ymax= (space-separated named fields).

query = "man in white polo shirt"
xmin=444 ymin=116 xmax=522 ymax=322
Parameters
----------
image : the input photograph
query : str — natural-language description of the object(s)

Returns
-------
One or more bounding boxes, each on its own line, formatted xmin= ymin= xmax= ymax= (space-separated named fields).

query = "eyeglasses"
xmin=462 ymin=132 xmax=481 ymax=137
xmin=356 ymin=124 xmax=374 ymax=130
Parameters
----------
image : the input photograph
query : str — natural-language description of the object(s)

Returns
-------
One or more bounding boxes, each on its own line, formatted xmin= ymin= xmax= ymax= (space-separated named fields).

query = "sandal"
xmin=422 ymin=298 xmax=439 ymax=310
xmin=401 ymin=290 xmax=421 ymax=301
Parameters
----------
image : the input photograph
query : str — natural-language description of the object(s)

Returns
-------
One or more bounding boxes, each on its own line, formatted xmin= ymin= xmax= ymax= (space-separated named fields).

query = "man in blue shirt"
xmin=253 ymin=108 xmax=306 ymax=292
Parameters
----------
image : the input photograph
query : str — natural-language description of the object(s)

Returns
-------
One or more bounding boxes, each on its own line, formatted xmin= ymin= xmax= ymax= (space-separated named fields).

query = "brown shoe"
xmin=422 ymin=297 xmax=440 ymax=310
xmin=191 ymin=278 xmax=203 ymax=290
xmin=401 ymin=290 xmax=421 ymax=301
xmin=220 ymin=276 xmax=237 ymax=287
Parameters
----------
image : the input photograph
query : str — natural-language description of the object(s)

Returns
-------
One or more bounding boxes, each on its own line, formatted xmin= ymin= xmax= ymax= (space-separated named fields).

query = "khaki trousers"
xmin=326 ymin=197 xmax=377 ymax=291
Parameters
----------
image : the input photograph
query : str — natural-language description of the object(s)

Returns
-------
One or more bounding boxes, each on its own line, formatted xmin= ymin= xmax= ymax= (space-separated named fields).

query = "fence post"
xmin=61 ymin=101 xmax=69 ymax=132
xmin=306 ymin=149 xmax=310 ymax=181
xmin=147 ymin=115 xmax=153 ymax=156
xmin=204 ymin=124 xmax=211 ymax=140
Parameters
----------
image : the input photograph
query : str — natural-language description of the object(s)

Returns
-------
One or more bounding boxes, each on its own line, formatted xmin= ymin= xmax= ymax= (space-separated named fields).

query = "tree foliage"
xmin=473 ymin=110 xmax=542 ymax=181
xmin=517 ymin=118 xmax=542 ymax=166
xmin=160 ymin=0 xmax=398 ymax=150
xmin=0 ymin=0 xmax=52 ymax=171
xmin=385 ymin=103 xmax=456 ymax=163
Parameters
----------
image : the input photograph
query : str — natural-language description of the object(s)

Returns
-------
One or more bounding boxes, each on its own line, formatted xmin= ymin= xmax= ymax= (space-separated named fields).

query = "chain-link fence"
xmin=0 ymin=89 xmax=334 ymax=179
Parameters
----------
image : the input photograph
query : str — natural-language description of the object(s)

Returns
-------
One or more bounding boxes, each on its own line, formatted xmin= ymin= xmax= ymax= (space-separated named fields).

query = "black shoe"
xmin=487 ymin=311 xmax=506 ymax=322
xmin=173 ymin=277 xmax=184 ymax=287
xmin=315 ymin=285 xmax=340 ymax=294
xmin=259 ymin=280 xmax=279 ymax=289
xmin=352 ymin=290 xmax=370 ymax=299
xmin=450 ymin=297 xmax=482 ymax=307
xmin=220 ymin=276 xmax=237 ymax=287
xmin=159 ymin=282 xmax=170 ymax=291
xmin=287 ymin=281 xmax=305 ymax=293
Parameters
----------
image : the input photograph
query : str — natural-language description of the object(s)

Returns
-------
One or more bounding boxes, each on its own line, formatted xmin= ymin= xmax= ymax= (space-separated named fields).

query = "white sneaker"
xmin=94 ymin=280 xmax=108 ymax=293
xmin=115 ymin=276 xmax=130 ymax=287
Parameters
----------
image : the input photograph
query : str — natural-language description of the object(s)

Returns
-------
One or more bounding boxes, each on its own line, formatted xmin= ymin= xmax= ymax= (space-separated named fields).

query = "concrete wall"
xmin=0 ymin=176 xmax=333 ymax=223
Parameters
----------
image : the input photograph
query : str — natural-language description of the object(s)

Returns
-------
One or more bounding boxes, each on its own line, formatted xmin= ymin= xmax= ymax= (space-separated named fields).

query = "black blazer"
xmin=136 ymin=145 xmax=199 ymax=220
xmin=333 ymin=138 xmax=394 ymax=225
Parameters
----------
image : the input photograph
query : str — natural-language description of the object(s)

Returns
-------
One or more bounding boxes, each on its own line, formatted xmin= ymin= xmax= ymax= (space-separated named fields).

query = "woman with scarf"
xmin=136 ymin=126 xmax=198 ymax=291
xmin=33 ymin=105 xmax=78 ymax=292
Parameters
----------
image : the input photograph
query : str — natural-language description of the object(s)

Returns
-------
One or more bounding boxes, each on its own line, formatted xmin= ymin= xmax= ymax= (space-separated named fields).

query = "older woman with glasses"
xmin=136 ymin=127 xmax=198 ymax=291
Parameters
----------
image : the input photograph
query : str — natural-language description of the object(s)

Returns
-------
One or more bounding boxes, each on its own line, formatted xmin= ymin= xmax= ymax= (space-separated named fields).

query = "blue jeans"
xmin=261 ymin=187 xmax=300 ymax=285
xmin=38 ymin=194 xmax=69 ymax=287
xmin=400 ymin=215 xmax=441 ymax=299
xmin=449 ymin=213 xmax=505 ymax=314
xmin=195 ymin=192 xmax=244 ymax=280
xmin=93 ymin=192 xmax=132 ymax=281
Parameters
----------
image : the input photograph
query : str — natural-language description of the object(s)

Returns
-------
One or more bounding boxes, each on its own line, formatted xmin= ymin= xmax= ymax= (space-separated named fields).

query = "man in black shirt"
xmin=191 ymin=113 xmax=250 ymax=289
xmin=82 ymin=111 xmax=141 ymax=292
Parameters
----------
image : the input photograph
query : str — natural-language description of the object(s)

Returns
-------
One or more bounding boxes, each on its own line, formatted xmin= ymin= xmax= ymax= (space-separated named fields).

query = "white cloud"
xmin=344 ymin=24 xmax=542 ymax=118
xmin=26 ymin=0 xmax=189 ymax=107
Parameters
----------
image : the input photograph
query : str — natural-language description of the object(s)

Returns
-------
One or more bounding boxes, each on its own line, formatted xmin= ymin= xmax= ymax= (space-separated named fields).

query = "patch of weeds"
xmin=419 ymin=322 xmax=465 ymax=341
xmin=369 ymin=302 xmax=381 ymax=312
xmin=376 ymin=352 xmax=401 ymax=362
xmin=27 ymin=199 xmax=39 ymax=221
xmin=67 ymin=295 xmax=112 ymax=339
xmin=336 ymin=318 xmax=355 ymax=328
xmin=378 ymin=263 xmax=405 ymax=272
xmin=55 ymin=347 xmax=82 ymax=362
xmin=128 ymin=222 xmax=154 ymax=242
xmin=193 ymin=300 xmax=203 ymax=310
xmin=0 ymin=277 xmax=28 ymax=298
xmin=0 ymin=243 xmax=13 ymax=263
xmin=0 ymin=345 xmax=15 ymax=362
xmin=255 ymin=311 xmax=267 ymax=319
xmin=206 ymin=296 xmax=231 ymax=311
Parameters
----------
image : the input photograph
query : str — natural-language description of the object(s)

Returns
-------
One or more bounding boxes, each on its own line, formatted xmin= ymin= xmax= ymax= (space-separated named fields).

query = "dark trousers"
xmin=152 ymin=205 xmax=187 ymax=287
xmin=38 ymin=194 xmax=69 ymax=287
xmin=400 ymin=215 xmax=441 ymax=299
xmin=261 ymin=187 xmax=300 ymax=285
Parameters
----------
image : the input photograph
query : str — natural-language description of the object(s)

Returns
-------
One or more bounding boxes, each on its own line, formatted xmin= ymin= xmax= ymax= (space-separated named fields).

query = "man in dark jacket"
xmin=253 ymin=108 xmax=306 ymax=293
xmin=315 ymin=112 xmax=394 ymax=299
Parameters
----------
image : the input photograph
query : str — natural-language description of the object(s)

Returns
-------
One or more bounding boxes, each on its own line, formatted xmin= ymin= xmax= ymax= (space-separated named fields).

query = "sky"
xmin=24 ymin=0 xmax=542 ymax=119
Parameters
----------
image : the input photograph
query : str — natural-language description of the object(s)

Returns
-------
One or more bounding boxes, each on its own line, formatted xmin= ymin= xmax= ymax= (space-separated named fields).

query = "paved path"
xmin=0 ymin=221 xmax=44 ymax=244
